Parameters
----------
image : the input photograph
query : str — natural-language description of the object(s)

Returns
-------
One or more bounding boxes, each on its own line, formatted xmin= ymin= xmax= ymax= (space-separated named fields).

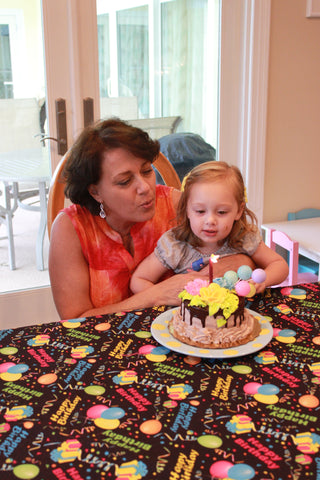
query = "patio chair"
xmin=128 ymin=116 xmax=182 ymax=139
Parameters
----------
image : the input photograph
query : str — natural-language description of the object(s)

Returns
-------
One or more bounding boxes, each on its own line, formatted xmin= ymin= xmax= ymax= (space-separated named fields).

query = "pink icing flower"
xmin=184 ymin=279 xmax=209 ymax=296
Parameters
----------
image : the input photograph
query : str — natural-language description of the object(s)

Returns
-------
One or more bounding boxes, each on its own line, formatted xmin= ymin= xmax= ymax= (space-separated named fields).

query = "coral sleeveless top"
xmin=64 ymin=185 xmax=177 ymax=308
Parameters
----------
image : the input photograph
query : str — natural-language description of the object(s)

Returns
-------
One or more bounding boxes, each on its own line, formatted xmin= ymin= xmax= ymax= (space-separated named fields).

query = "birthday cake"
xmin=169 ymin=267 xmax=263 ymax=349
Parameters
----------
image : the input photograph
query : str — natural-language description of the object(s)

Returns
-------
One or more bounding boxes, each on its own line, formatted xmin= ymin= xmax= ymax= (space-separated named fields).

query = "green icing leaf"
xmin=208 ymin=303 xmax=220 ymax=316
xmin=189 ymin=296 xmax=207 ymax=308
xmin=178 ymin=290 xmax=191 ymax=301
xmin=216 ymin=317 xmax=227 ymax=328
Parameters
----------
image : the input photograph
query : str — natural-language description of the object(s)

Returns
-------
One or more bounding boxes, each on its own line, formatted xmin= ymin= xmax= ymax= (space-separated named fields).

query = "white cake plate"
xmin=151 ymin=308 xmax=273 ymax=359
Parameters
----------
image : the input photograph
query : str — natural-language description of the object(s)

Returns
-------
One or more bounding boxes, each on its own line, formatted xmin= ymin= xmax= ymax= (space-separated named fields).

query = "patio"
xmin=0 ymin=204 xmax=49 ymax=292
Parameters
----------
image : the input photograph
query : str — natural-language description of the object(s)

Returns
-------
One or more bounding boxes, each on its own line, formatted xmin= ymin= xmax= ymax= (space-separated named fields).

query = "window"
xmin=0 ymin=24 xmax=13 ymax=98
xmin=97 ymin=0 xmax=219 ymax=147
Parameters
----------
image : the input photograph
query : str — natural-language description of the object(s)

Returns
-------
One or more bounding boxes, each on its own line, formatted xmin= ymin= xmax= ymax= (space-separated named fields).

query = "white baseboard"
xmin=0 ymin=287 xmax=60 ymax=329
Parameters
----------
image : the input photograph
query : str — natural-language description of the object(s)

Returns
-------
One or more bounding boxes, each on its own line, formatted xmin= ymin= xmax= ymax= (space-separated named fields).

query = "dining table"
xmin=0 ymin=148 xmax=51 ymax=270
xmin=262 ymin=218 xmax=320 ymax=280
xmin=0 ymin=282 xmax=320 ymax=479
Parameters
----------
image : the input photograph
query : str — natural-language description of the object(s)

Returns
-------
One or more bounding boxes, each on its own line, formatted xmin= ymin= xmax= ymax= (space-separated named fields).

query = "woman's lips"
xmin=139 ymin=198 xmax=154 ymax=209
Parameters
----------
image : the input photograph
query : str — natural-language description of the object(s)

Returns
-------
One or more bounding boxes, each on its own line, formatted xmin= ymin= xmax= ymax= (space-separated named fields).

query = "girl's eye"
xmin=196 ymin=209 xmax=205 ymax=214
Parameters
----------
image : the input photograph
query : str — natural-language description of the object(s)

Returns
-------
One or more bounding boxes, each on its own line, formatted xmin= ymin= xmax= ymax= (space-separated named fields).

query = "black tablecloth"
xmin=0 ymin=283 xmax=320 ymax=479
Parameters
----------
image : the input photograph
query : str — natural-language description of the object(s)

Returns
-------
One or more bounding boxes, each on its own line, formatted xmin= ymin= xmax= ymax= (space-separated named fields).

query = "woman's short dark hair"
xmin=63 ymin=118 xmax=160 ymax=215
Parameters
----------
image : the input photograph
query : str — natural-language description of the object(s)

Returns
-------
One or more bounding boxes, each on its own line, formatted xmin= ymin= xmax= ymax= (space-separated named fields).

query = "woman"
xmin=49 ymin=119 xmax=254 ymax=319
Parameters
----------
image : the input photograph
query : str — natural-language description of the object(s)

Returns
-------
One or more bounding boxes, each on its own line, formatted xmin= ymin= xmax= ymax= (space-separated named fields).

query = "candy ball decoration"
xmin=235 ymin=280 xmax=251 ymax=297
xmin=237 ymin=265 xmax=252 ymax=280
xmin=246 ymin=283 xmax=256 ymax=297
xmin=210 ymin=264 xmax=266 ymax=299
xmin=224 ymin=270 xmax=239 ymax=286
xmin=251 ymin=268 xmax=267 ymax=283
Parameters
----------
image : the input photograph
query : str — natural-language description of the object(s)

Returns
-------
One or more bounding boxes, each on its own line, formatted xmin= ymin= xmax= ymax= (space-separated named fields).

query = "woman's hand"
xmin=212 ymin=254 xmax=256 ymax=278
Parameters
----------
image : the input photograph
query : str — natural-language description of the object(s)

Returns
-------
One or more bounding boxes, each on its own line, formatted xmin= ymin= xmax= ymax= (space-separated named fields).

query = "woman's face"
xmin=89 ymin=148 xmax=157 ymax=233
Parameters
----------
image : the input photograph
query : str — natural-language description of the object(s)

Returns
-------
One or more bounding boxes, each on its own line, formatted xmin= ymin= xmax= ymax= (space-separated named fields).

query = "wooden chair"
xmin=47 ymin=151 xmax=181 ymax=238
xmin=268 ymin=228 xmax=318 ymax=287
xmin=287 ymin=208 xmax=320 ymax=275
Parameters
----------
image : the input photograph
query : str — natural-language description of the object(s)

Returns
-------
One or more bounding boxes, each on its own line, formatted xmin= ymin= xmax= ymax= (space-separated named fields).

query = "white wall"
xmin=263 ymin=0 xmax=320 ymax=222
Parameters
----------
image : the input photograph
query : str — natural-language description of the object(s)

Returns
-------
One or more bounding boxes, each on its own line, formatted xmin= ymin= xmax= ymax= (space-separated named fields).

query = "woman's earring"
xmin=99 ymin=203 xmax=106 ymax=219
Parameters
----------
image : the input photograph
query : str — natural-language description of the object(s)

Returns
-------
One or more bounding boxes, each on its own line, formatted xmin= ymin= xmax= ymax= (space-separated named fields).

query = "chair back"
xmin=47 ymin=151 xmax=69 ymax=238
xmin=47 ymin=151 xmax=181 ymax=238
xmin=153 ymin=152 xmax=181 ymax=190
xmin=270 ymin=229 xmax=299 ymax=285
xmin=288 ymin=208 xmax=320 ymax=221
xmin=268 ymin=228 xmax=317 ymax=287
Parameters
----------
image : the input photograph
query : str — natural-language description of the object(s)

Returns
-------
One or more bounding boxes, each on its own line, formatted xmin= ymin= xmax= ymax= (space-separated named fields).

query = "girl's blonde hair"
xmin=173 ymin=161 xmax=257 ymax=248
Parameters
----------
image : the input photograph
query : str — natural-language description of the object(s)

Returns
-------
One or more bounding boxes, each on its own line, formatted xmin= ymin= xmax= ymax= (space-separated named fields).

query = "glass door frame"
xmin=42 ymin=0 xmax=100 ymax=174
xmin=219 ymin=0 xmax=271 ymax=225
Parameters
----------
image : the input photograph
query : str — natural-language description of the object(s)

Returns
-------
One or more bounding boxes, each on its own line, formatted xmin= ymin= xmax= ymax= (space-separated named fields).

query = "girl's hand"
xmin=250 ymin=280 xmax=267 ymax=294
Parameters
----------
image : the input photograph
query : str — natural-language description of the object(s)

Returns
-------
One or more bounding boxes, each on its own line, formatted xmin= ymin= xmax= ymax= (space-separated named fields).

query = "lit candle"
xmin=209 ymin=254 xmax=220 ymax=283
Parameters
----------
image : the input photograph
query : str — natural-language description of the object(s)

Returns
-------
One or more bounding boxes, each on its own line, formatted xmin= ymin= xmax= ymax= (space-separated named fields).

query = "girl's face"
xmin=89 ymin=148 xmax=156 ymax=234
xmin=186 ymin=179 xmax=243 ymax=251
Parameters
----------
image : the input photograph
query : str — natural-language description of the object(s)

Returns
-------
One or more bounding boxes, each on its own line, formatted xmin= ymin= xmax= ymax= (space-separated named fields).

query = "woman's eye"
xmin=142 ymin=168 xmax=153 ymax=176
xmin=117 ymin=178 xmax=131 ymax=186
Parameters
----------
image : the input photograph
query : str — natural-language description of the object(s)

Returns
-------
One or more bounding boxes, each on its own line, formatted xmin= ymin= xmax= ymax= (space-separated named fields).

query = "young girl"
xmin=130 ymin=161 xmax=289 ymax=294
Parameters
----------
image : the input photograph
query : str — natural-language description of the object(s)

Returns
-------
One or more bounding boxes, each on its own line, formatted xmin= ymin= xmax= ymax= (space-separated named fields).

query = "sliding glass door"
xmin=0 ymin=0 xmax=50 ymax=291
xmin=0 ymin=0 xmax=270 ymax=298
xmin=96 ymin=0 xmax=219 ymax=146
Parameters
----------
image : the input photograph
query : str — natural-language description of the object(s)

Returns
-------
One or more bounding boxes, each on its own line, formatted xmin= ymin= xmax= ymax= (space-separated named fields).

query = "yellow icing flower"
xmin=200 ymin=283 xmax=239 ymax=318
xmin=200 ymin=283 xmax=227 ymax=305
xmin=179 ymin=280 xmax=239 ymax=319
